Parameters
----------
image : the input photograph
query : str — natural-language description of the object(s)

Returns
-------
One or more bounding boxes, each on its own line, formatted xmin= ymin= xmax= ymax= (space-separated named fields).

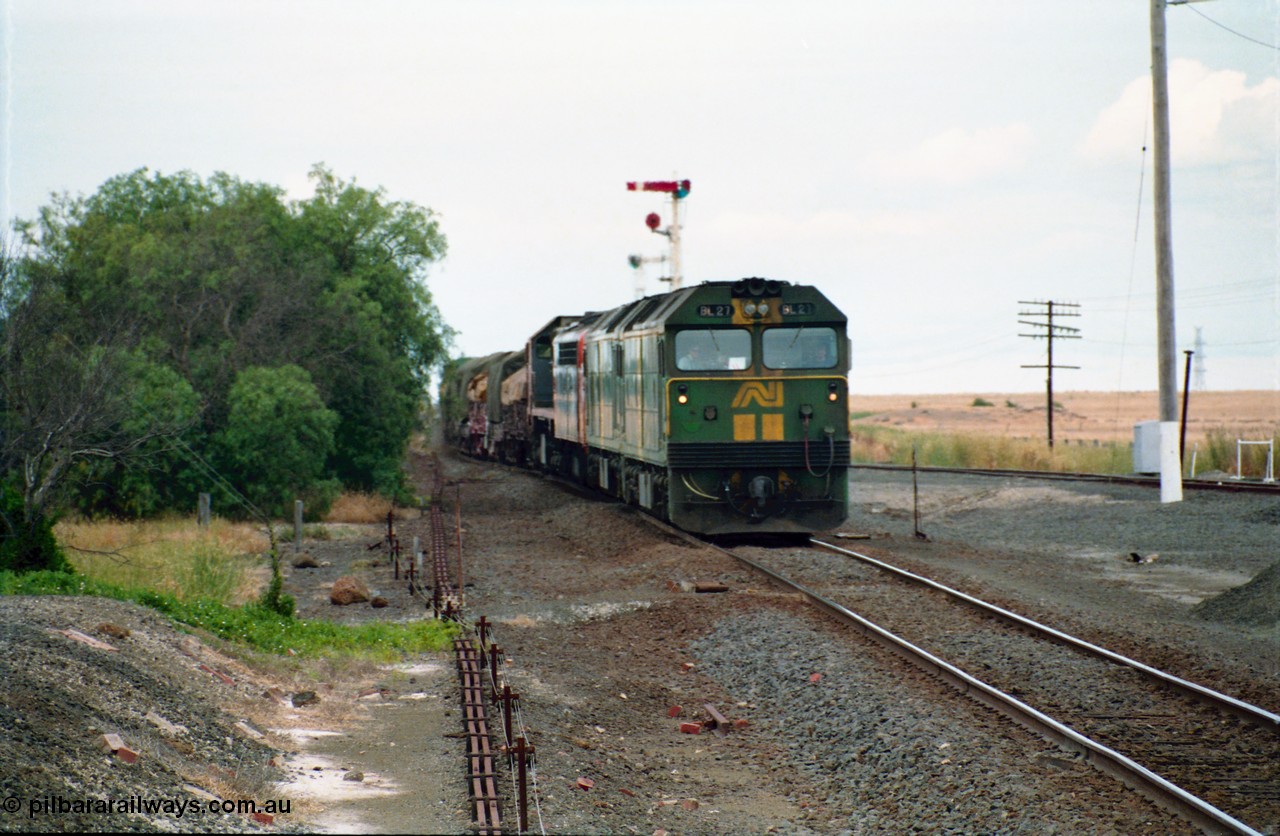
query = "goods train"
xmin=441 ymin=278 xmax=849 ymax=536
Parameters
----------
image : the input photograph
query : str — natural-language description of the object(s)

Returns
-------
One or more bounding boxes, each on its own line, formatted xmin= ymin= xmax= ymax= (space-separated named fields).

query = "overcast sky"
xmin=3 ymin=1 xmax=1277 ymax=396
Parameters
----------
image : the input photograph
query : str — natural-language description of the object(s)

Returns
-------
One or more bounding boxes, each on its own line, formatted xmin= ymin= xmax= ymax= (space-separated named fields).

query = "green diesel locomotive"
xmin=450 ymin=278 xmax=849 ymax=536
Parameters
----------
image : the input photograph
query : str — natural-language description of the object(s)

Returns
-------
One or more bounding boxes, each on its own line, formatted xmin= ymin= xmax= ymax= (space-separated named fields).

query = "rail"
xmin=699 ymin=539 xmax=1262 ymax=835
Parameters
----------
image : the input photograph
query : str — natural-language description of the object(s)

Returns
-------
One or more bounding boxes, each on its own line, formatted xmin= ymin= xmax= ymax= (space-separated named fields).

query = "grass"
xmin=0 ymin=570 xmax=457 ymax=660
xmin=1199 ymin=428 xmax=1279 ymax=478
xmin=850 ymin=424 xmax=1133 ymax=473
xmin=325 ymin=491 xmax=396 ymax=524
xmin=56 ymin=517 xmax=269 ymax=605
xmin=37 ymin=508 xmax=458 ymax=660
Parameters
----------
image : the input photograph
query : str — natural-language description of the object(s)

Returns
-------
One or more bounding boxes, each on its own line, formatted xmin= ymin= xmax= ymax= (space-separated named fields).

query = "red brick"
xmin=667 ymin=705 xmax=682 ymax=718
xmin=678 ymin=722 xmax=702 ymax=735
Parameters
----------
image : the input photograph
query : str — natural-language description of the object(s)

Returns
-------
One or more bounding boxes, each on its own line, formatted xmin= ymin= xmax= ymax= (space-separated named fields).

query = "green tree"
xmin=296 ymin=165 xmax=451 ymax=494
xmin=70 ymin=356 xmax=204 ymax=518
xmin=0 ymin=238 xmax=177 ymax=569
xmin=11 ymin=165 xmax=451 ymax=519
xmin=215 ymin=365 xmax=340 ymax=519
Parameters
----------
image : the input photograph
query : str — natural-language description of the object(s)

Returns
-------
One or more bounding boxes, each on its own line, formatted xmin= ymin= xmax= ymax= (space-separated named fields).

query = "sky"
xmin=2 ymin=1 xmax=1277 ymax=397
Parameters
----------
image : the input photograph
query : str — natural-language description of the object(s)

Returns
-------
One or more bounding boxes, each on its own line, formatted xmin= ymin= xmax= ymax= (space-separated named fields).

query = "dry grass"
xmin=851 ymin=425 xmax=1132 ymax=473
xmin=56 ymin=517 xmax=270 ymax=605
xmin=324 ymin=492 xmax=395 ymax=524
xmin=850 ymin=390 xmax=1279 ymax=475
xmin=852 ymin=390 xmax=1279 ymax=446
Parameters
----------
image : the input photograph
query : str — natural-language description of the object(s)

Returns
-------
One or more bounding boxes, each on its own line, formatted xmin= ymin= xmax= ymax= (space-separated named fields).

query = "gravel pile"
xmin=0 ymin=597 xmax=290 ymax=834
xmin=1195 ymin=559 xmax=1280 ymax=626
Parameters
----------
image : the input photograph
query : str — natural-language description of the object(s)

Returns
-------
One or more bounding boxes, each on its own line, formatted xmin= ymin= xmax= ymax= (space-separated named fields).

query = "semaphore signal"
xmin=627 ymin=179 xmax=691 ymax=289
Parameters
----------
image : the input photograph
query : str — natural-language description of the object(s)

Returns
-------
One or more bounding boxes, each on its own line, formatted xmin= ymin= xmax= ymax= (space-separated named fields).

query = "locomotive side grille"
xmin=667 ymin=441 xmax=850 ymax=469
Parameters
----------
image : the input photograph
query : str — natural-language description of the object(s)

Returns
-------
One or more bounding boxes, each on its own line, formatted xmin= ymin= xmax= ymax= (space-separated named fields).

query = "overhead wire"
xmin=1177 ymin=3 xmax=1280 ymax=51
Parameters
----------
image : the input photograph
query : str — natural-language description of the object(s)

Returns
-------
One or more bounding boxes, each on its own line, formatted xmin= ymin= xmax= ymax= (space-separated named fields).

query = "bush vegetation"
xmin=13 ymin=512 xmax=456 ymax=658
xmin=850 ymin=424 xmax=1133 ymax=473
xmin=0 ymin=569 xmax=456 ymax=659
xmin=2 ymin=165 xmax=451 ymax=572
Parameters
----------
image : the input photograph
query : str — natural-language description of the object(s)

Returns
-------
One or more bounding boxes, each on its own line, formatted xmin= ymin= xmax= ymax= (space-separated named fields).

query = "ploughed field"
xmin=852 ymin=389 xmax=1279 ymax=447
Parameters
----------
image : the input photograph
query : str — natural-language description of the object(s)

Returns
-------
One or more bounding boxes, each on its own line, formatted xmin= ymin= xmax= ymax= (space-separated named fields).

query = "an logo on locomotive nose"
xmin=731 ymin=381 xmax=784 ymax=408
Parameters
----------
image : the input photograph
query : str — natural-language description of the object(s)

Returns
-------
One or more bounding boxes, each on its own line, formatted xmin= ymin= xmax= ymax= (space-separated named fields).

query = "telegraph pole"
xmin=1019 ymin=300 xmax=1081 ymax=449
xmin=1151 ymin=0 xmax=1184 ymax=502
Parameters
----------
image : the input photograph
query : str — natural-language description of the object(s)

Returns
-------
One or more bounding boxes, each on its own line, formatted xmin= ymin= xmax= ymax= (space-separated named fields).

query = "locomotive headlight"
xmin=743 ymin=302 xmax=757 ymax=316
xmin=757 ymin=303 xmax=769 ymax=316
xmin=827 ymin=382 xmax=839 ymax=402
xmin=677 ymin=384 xmax=689 ymax=405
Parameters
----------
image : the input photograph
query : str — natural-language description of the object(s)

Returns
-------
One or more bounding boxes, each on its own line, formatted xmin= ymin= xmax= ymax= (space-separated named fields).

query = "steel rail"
xmin=705 ymin=541 xmax=1262 ymax=836
xmin=849 ymin=462 xmax=1280 ymax=494
xmin=811 ymin=538 xmax=1280 ymax=735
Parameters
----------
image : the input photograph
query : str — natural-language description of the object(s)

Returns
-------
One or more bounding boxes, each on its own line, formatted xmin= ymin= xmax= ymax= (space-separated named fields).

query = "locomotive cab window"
xmin=762 ymin=327 xmax=838 ymax=370
xmin=674 ymin=329 xmax=751 ymax=372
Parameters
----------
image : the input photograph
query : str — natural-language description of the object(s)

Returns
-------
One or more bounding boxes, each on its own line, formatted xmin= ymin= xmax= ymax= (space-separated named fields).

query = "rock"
xmin=292 ymin=690 xmax=320 ymax=707
xmin=292 ymin=552 xmax=319 ymax=569
xmin=95 ymin=622 xmax=131 ymax=639
xmin=343 ymin=771 xmax=365 ymax=782
xmin=145 ymin=711 xmax=187 ymax=737
xmin=370 ymin=596 xmax=389 ymax=608
xmin=330 ymin=576 xmax=370 ymax=605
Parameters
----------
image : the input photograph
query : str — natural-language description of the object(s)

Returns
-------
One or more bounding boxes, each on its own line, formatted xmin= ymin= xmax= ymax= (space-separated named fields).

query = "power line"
xmin=1176 ymin=3 xmax=1280 ymax=51
xmin=1019 ymin=300 xmax=1081 ymax=449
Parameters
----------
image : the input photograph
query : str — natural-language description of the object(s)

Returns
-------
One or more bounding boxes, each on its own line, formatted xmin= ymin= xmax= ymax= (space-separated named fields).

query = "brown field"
xmin=851 ymin=390 xmax=1280 ymax=447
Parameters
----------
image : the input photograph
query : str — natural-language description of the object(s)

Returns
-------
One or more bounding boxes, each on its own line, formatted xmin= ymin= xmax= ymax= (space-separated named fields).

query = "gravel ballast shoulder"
xmin=2 ymin=453 xmax=1275 ymax=834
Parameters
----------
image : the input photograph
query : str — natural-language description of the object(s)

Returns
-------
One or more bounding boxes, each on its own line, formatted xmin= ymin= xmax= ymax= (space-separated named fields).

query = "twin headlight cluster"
xmin=674 ymin=382 xmax=840 ymax=414
xmin=742 ymin=301 xmax=770 ymax=317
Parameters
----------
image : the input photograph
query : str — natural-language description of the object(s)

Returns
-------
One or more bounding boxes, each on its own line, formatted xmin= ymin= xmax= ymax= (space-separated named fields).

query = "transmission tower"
xmin=1019 ymin=300 xmax=1081 ymax=449
xmin=1193 ymin=326 xmax=1207 ymax=391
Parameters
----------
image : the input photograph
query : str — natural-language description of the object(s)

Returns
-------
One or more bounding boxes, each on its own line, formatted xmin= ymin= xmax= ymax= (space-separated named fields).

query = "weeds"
xmin=56 ymin=517 xmax=267 ymax=605
xmin=850 ymin=424 xmax=1133 ymax=473
xmin=1198 ymin=428 xmax=1278 ymax=478
xmin=0 ymin=570 xmax=457 ymax=660
xmin=325 ymin=492 xmax=395 ymax=524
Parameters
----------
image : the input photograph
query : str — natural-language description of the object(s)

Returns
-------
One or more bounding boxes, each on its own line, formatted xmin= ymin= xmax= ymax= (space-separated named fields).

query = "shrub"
xmin=0 ymin=485 xmax=70 ymax=574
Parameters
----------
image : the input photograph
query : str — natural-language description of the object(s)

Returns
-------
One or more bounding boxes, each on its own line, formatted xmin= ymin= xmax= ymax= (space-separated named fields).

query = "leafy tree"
xmin=9 ymin=165 xmax=450 ymax=524
xmin=70 ymin=356 xmax=204 ymax=518
xmin=296 ymin=165 xmax=450 ymax=494
xmin=214 ymin=365 xmax=340 ymax=519
xmin=0 ymin=238 xmax=177 ymax=569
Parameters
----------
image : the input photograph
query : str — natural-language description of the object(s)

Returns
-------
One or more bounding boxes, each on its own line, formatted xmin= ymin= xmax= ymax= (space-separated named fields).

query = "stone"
xmin=95 ymin=622 xmax=131 ymax=639
xmin=330 ymin=576 xmax=370 ymax=605
xmin=292 ymin=553 xmax=319 ymax=569
xmin=370 ymin=596 xmax=389 ymax=608
xmin=291 ymin=690 xmax=320 ymax=708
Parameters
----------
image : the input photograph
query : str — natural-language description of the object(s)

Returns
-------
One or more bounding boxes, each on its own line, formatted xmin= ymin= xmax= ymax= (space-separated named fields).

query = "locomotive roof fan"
xmin=731 ymin=277 xmax=784 ymax=298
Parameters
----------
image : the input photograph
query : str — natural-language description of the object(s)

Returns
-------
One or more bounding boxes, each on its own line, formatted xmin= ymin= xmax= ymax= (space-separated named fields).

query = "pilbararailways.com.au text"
xmin=7 ymin=794 xmax=291 ymax=820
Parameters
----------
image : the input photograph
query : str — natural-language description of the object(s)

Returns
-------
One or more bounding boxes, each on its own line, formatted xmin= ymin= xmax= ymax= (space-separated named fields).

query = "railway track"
xmin=851 ymin=463 xmax=1280 ymax=494
xmin=700 ymin=536 xmax=1279 ymax=835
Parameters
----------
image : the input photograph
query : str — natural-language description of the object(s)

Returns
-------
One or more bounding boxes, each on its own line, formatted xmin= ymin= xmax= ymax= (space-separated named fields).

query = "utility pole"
xmin=1193 ymin=326 xmax=1207 ymax=390
xmin=1019 ymin=300 xmax=1081 ymax=449
xmin=1151 ymin=0 xmax=1188 ymax=502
